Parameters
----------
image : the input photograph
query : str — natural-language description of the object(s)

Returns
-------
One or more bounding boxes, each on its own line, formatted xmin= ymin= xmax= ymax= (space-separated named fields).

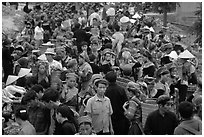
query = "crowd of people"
xmin=2 ymin=2 xmax=202 ymax=135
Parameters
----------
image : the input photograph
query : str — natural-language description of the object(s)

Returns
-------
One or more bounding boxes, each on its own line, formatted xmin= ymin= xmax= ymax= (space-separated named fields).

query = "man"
xmin=105 ymin=71 xmax=130 ymax=135
xmin=144 ymin=95 xmax=178 ymax=135
xmin=2 ymin=39 xmax=14 ymax=83
xmin=174 ymin=101 xmax=202 ymax=135
xmin=73 ymin=23 xmax=87 ymax=53
xmin=84 ymin=78 xmax=113 ymax=135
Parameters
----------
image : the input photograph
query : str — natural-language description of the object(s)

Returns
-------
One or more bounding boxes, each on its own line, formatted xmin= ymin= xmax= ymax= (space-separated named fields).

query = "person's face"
xmin=105 ymin=53 xmax=112 ymax=61
xmin=66 ymin=77 xmax=76 ymax=88
xmin=161 ymin=73 xmax=170 ymax=82
xmin=90 ymin=43 xmax=98 ymax=51
xmin=45 ymin=54 xmax=53 ymax=61
xmin=96 ymin=83 xmax=107 ymax=96
xmin=170 ymin=68 xmax=177 ymax=77
xmin=82 ymin=45 xmax=88 ymax=51
xmin=79 ymin=123 xmax=92 ymax=135
xmin=160 ymin=101 xmax=173 ymax=113
xmin=78 ymin=57 xmax=84 ymax=65
xmin=39 ymin=64 xmax=46 ymax=74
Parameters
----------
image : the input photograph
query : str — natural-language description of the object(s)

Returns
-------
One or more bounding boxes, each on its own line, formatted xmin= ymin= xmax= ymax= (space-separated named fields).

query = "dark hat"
xmin=156 ymin=67 xmax=169 ymax=77
xmin=56 ymin=105 xmax=74 ymax=119
xmin=156 ymin=95 xmax=170 ymax=104
xmin=105 ymin=71 xmax=117 ymax=83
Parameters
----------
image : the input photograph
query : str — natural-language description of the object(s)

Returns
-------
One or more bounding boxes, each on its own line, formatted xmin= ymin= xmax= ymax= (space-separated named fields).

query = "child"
xmin=84 ymin=78 xmax=114 ymax=135
xmin=75 ymin=115 xmax=96 ymax=135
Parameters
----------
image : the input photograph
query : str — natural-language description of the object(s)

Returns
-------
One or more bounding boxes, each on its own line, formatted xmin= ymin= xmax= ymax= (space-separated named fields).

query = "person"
xmin=123 ymin=81 xmax=144 ymax=135
xmin=45 ymin=48 xmax=62 ymax=75
xmin=75 ymin=115 xmax=96 ymax=135
xmin=73 ymin=23 xmax=87 ymax=53
xmin=112 ymin=25 xmax=124 ymax=57
xmin=23 ymin=2 xmax=32 ymax=14
xmin=21 ymin=90 xmax=50 ymax=135
xmin=2 ymin=39 xmax=14 ymax=83
xmin=34 ymin=61 xmax=51 ymax=89
xmin=174 ymin=101 xmax=202 ymax=135
xmin=84 ymin=78 xmax=114 ymax=135
xmin=144 ymin=95 xmax=178 ymax=135
xmin=151 ymin=67 xmax=170 ymax=98
xmin=55 ymin=105 xmax=77 ymax=135
xmin=78 ymin=52 xmax=93 ymax=98
xmin=61 ymin=73 xmax=79 ymax=112
xmin=34 ymin=22 xmax=44 ymax=48
xmin=105 ymin=71 xmax=130 ymax=135
xmin=14 ymin=106 xmax=36 ymax=135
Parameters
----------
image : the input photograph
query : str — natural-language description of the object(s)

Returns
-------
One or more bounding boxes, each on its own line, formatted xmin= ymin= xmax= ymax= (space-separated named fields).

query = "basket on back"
xmin=141 ymin=99 xmax=158 ymax=127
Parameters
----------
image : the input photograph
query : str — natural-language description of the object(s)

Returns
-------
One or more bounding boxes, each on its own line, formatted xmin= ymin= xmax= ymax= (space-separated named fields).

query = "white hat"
xmin=106 ymin=8 xmax=115 ymax=16
xmin=120 ymin=16 xmax=130 ymax=23
xmin=130 ymin=19 xmax=136 ymax=24
xmin=44 ymin=48 xmax=56 ymax=55
xmin=38 ymin=54 xmax=47 ymax=61
xmin=168 ymin=50 xmax=178 ymax=59
xmin=122 ymin=51 xmax=131 ymax=59
xmin=42 ymin=41 xmax=55 ymax=46
xmin=178 ymin=50 xmax=195 ymax=59
xmin=32 ymin=49 xmax=40 ymax=53
xmin=149 ymin=27 xmax=155 ymax=32
xmin=6 ymin=75 xmax=19 ymax=86
xmin=18 ymin=68 xmax=31 ymax=78
xmin=132 ymin=12 xmax=141 ymax=19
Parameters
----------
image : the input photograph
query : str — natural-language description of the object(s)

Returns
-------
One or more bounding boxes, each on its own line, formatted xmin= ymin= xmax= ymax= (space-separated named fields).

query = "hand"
xmin=123 ymin=101 xmax=129 ymax=110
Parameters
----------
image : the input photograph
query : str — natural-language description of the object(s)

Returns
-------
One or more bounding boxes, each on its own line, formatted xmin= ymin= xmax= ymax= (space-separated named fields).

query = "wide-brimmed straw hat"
xmin=178 ymin=50 xmax=195 ymax=59
xmin=18 ymin=68 xmax=31 ymax=78
xmin=6 ymin=75 xmax=19 ymax=86
xmin=42 ymin=41 xmax=55 ymax=46
xmin=44 ymin=48 xmax=56 ymax=55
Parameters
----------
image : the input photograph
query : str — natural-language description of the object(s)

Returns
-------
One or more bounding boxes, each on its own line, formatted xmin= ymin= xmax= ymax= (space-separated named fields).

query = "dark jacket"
xmin=105 ymin=82 xmax=130 ymax=135
xmin=144 ymin=109 xmax=178 ymax=135
xmin=27 ymin=100 xmax=50 ymax=135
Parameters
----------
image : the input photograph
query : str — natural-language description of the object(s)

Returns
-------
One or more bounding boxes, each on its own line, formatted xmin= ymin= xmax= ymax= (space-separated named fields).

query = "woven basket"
xmin=141 ymin=102 xmax=158 ymax=127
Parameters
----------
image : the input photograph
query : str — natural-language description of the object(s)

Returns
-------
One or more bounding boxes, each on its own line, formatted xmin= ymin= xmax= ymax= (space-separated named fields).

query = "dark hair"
xmin=178 ymin=101 xmax=194 ymax=119
xmin=105 ymin=71 xmax=117 ymax=83
xmin=89 ymin=54 xmax=96 ymax=62
xmin=42 ymin=87 xmax=60 ymax=102
xmin=15 ymin=106 xmax=28 ymax=121
xmin=21 ymin=90 xmax=37 ymax=105
xmin=25 ymin=76 xmax=38 ymax=89
xmin=81 ymin=41 xmax=88 ymax=47
xmin=93 ymin=18 xmax=98 ymax=21
xmin=114 ymin=25 xmax=120 ymax=31
xmin=30 ymin=84 xmax=43 ymax=93
xmin=56 ymin=105 xmax=78 ymax=130
xmin=75 ymin=23 xmax=81 ymax=29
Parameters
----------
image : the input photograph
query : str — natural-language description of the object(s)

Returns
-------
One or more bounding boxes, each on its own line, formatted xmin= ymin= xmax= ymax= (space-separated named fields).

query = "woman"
xmin=123 ymin=81 xmax=144 ymax=135
xmin=34 ymin=22 xmax=44 ymax=48
xmin=34 ymin=61 xmax=51 ymax=89
xmin=14 ymin=106 xmax=36 ymax=135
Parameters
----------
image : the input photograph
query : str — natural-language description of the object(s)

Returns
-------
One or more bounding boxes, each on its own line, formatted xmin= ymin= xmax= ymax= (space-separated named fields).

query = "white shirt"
xmin=34 ymin=26 xmax=44 ymax=40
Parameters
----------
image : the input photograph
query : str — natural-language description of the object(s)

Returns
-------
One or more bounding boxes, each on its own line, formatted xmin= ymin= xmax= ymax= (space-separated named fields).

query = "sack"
xmin=179 ymin=124 xmax=202 ymax=135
